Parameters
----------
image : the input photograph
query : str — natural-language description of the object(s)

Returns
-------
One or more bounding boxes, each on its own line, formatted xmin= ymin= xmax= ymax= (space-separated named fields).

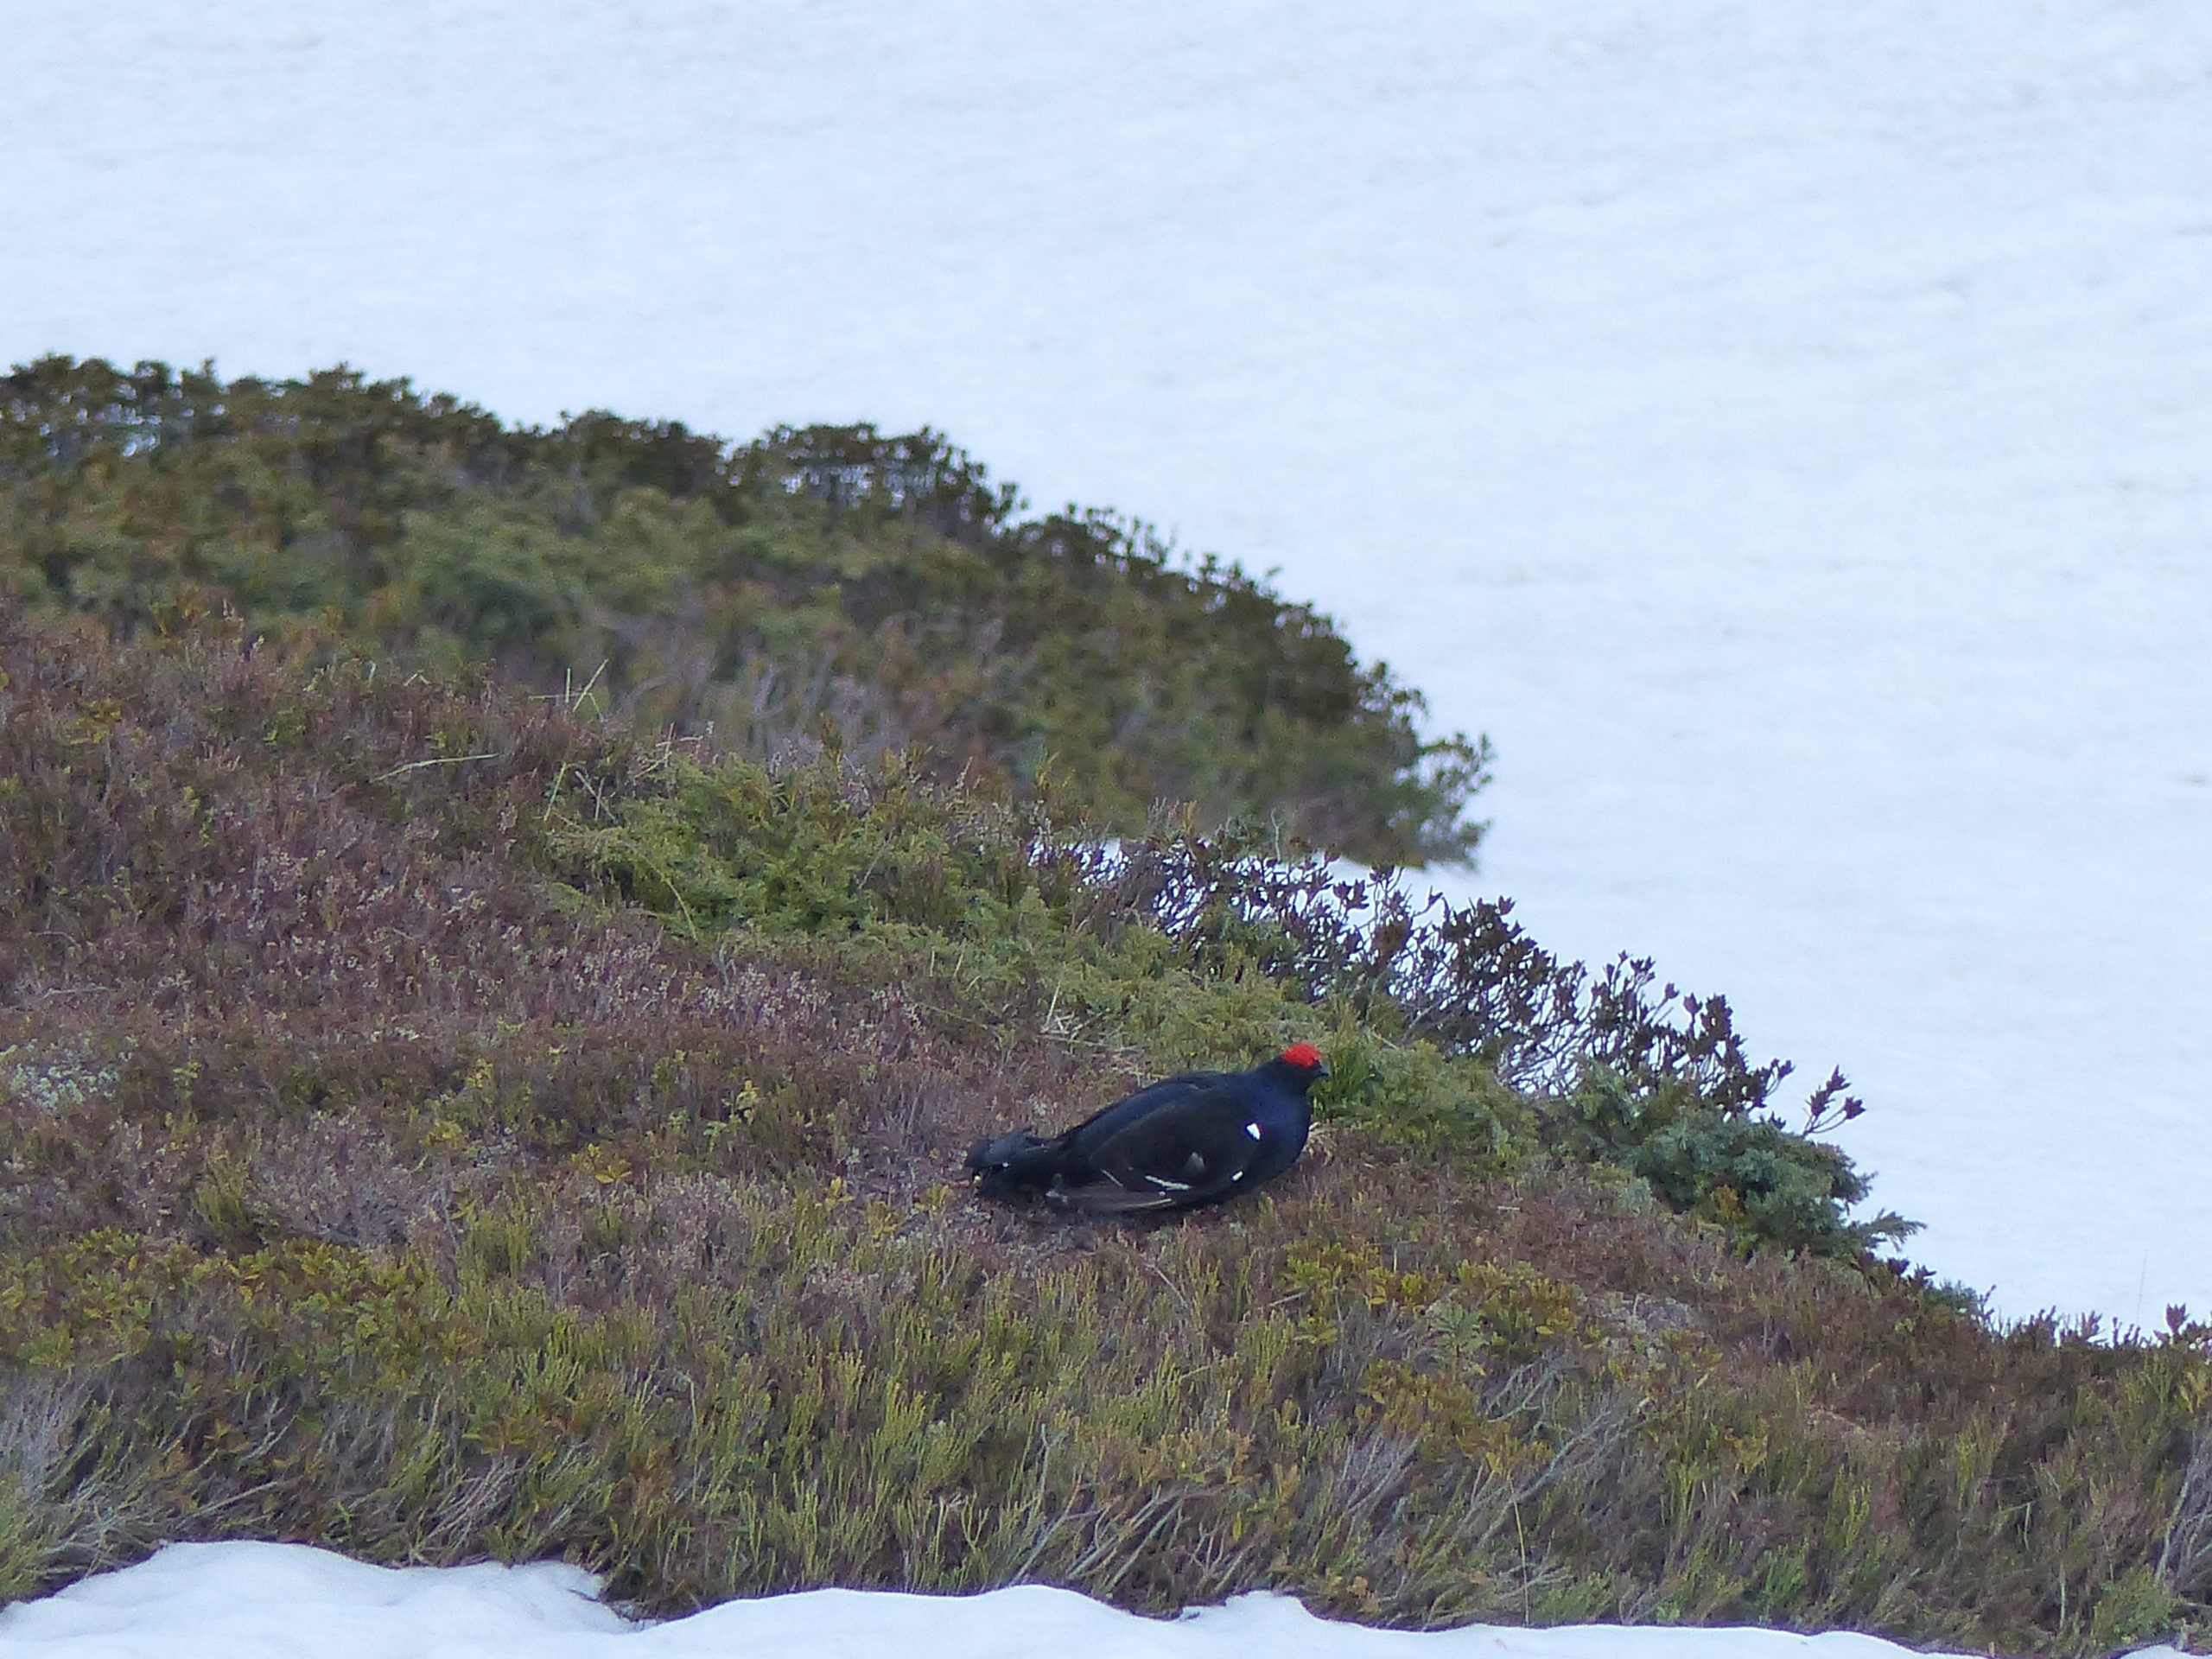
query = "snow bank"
xmin=2 ymin=1543 xmax=2180 ymax=1659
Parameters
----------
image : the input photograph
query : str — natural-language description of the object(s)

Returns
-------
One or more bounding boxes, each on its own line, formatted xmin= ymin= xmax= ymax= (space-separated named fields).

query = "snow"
xmin=3 ymin=3 xmax=2209 ymax=1324
xmin=0 ymin=1543 xmax=2182 ymax=1659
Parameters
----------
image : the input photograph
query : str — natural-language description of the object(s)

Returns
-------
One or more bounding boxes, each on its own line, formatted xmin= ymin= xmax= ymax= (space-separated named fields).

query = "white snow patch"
xmin=0 ymin=1543 xmax=2183 ymax=1659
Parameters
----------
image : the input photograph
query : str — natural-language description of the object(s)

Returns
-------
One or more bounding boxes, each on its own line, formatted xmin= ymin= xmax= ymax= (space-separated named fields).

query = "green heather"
xmin=0 ymin=362 xmax=2209 ymax=1651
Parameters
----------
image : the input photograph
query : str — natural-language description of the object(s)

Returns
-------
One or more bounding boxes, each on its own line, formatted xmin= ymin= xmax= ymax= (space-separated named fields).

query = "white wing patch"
xmin=1244 ymin=1122 xmax=1263 ymax=1140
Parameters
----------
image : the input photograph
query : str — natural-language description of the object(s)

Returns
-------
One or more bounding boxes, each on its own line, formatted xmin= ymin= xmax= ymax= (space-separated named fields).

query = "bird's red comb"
xmin=1280 ymin=1042 xmax=1324 ymax=1070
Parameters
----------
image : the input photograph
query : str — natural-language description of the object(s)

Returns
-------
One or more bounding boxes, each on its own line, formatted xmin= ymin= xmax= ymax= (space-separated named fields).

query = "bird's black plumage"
xmin=965 ymin=1045 xmax=1327 ymax=1213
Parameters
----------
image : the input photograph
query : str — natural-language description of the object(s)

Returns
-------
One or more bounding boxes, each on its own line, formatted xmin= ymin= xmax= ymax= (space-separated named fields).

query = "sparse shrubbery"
xmin=1 ymin=602 xmax=2209 ymax=1650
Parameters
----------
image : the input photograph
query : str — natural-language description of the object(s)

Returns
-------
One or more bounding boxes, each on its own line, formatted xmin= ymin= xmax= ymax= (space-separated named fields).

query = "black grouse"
xmin=965 ymin=1044 xmax=1327 ymax=1214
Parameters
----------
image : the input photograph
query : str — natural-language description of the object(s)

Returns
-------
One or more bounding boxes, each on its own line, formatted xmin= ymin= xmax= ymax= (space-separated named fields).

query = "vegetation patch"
xmin=0 ymin=357 xmax=1488 ymax=868
xmin=0 ymin=421 xmax=2207 ymax=1652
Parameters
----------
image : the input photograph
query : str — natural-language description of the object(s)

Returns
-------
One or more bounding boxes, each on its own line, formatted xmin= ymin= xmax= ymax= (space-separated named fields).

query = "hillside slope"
xmin=0 ymin=606 xmax=2206 ymax=1652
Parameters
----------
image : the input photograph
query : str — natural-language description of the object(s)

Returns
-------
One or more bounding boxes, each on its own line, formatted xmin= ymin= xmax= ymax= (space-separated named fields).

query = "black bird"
xmin=965 ymin=1044 xmax=1327 ymax=1214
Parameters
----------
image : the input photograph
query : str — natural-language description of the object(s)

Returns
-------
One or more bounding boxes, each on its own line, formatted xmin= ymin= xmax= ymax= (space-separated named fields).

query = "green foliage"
xmin=1548 ymin=1071 xmax=1917 ymax=1255
xmin=0 ymin=355 xmax=1488 ymax=868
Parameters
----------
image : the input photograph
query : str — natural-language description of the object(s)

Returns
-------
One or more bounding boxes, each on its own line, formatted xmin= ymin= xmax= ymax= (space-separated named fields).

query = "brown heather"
xmin=0 ymin=602 xmax=2208 ymax=1653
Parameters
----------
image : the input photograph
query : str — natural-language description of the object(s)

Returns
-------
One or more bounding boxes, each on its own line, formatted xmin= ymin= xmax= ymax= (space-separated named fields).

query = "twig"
xmin=376 ymin=752 xmax=498 ymax=781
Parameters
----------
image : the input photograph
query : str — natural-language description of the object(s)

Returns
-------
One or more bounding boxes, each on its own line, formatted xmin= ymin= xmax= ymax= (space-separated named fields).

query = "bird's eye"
xmin=1244 ymin=1122 xmax=1262 ymax=1140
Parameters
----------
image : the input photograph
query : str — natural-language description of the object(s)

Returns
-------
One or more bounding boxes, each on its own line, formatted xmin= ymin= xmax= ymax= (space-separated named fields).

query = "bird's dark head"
xmin=1278 ymin=1042 xmax=1327 ymax=1080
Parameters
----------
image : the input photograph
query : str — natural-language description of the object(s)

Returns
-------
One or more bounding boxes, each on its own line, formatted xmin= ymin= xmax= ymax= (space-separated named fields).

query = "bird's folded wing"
xmin=1088 ymin=1088 xmax=1263 ymax=1200
xmin=1062 ymin=1071 xmax=1218 ymax=1148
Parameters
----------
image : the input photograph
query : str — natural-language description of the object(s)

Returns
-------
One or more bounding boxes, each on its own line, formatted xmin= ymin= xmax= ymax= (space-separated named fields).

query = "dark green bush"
xmin=1546 ymin=1071 xmax=1912 ymax=1254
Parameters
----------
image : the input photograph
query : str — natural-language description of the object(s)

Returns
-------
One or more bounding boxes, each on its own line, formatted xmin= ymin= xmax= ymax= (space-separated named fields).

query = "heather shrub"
xmin=0 ymin=356 xmax=1487 ymax=868
xmin=0 ymin=545 xmax=2207 ymax=1652
xmin=1547 ymin=1071 xmax=1908 ymax=1255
